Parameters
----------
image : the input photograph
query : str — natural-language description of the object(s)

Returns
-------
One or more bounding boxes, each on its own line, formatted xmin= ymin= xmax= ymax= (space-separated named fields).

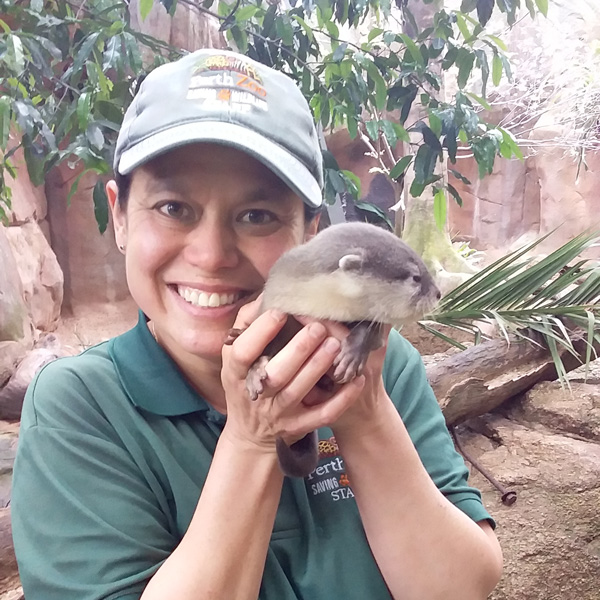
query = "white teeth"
xmin=177 ymin=286 xmax=240 ymax=308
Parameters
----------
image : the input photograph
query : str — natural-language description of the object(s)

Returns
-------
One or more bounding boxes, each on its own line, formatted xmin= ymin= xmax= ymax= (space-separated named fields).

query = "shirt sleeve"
xmin=11 ymin=359 xmax=176 ymax=600
xmin=382 ymin=329 xmax=495 ymax=528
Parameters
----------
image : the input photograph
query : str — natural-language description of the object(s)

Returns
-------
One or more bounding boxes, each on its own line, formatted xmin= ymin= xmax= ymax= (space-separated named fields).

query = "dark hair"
xmin=114 ymin=171 xmax=322 ymax=223
xmin=114 ymin=171 xmax=132 ymax=208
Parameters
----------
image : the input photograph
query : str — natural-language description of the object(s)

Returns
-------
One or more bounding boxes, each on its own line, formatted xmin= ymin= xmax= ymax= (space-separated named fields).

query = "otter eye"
xmin=413 ymin=275 xmax=422 ymax=283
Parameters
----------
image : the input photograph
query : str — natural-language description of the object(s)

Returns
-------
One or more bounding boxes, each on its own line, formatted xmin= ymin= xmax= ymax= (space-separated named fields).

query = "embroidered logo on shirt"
xmin=308 ymin=436 xmax=355 ymax=502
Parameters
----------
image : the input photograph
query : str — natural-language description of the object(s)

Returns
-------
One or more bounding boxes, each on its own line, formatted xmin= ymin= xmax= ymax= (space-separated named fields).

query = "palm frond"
xmin=421 ymin=230 xmax=600 ymax=385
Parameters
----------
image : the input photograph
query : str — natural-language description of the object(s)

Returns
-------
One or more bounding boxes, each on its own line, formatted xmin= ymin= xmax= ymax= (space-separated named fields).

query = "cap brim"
xmin=117 ymin=121 xmax=323 ymax=208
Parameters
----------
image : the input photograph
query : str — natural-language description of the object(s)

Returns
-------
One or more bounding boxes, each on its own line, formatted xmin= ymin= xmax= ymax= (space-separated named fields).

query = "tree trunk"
xmin=427 ymin=333 xmax=597 ymax=426
xmin=401 ymin=0 xmax=476 ymax=289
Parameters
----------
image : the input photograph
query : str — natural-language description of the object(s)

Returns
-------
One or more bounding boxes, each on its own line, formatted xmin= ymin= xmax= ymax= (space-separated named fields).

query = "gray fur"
xmin=236 ymin=222 xmax=441 ymax=478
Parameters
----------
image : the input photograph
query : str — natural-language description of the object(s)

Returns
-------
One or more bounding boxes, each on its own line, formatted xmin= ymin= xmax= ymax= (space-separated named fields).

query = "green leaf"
xmin=399 ymin=33 xmax=425 ymax=67
xmin=500 ymin=54 xmax=513 ymax=82
xmin=390 ymin=155 xmax=413 ymax=180
xmin=487 ymin=34 xmax=507 ymax=51
xmin=354 ymin=201 xmax=393 ymax=230
xmin=140 ymin=0 xmax=154 ymax=20
xmin=392 ymin=122 xmax=410 ymax=143
xmin=499 ymin=127 xmax=524 ymax=160
xmin=461 ymin=0 xmax=479 ymax=11
xmin=455 ymin=13 xmax=471 ymax=41
xmin=86 ymin=123 xmax=105 ymax=151
xmin=447 ymin=182 xmax=463 ymax=207
xmin=456 ymin=48 xmax=475 ymax=89
xmin=414 ymin=144 xmax=439 ymax=184
xmin=449 ymin=168 xmax=472 ymax=185
xmin=340 ymin=170 xmax=361 ymax=197
xmin=292 ymin=15 xmax=314 ymax=43
xmin=0 ymin=97 xmax=11 ymax=149
xmin=525 ymin=0 xmax=536 ymax=17
xmin=368 ymin=28 xmax=384 ymax=42
xmin=492 ymin=53 xmax=503 ymax=86
xmin=535 ymin=0 xmax=548 ymax=17
xmin=235 ymin=4 xmax=259 ymax=21
xmin=428 ymin=112 xmax=442 ymax=137
xmin=93 ymin=179 xmax=109 ymax=234
xmin=71 ymin=32 xmax=101 ymax=76
xmin=347 ymin=114 xmax=358 ymax=139
xmin=409 ymin=180 xmax=426 ymax=197
xmin=380 ymin=120 xmax=397 ymax=147
xmin=365 ymin=119 xmax=379 ymax=141
xmin=466 ymin=92 xmax=491 ymax=110
xmin=332 ymin=42 xmax=348 ymax=63
xmin=7 ymin=35 xmax=25 ymax=72
xmin=476 ymin=0 xmax=494 ymax=26
xmin=77 ymin=93 xmax=91 ymax=130
xmin=433 ymin=187 xmax=447 ymax=231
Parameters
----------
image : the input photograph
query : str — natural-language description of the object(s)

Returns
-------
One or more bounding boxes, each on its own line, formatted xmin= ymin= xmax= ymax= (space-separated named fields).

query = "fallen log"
xmin=0 ymin=335 xmax=69 ymax=421
xmin=427 ymin=333 xmax=597 ymax=426
xmin=0 ymin=508 xmax=20 ymax=596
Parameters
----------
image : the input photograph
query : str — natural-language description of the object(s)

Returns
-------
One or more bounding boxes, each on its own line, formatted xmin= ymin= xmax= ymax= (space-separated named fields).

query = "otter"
xmin=226 ymin=222 xmax=441 ymax=478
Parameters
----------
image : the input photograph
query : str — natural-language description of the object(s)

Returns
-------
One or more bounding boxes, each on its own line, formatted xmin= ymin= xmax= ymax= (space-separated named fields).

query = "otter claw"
xmin=332 ymin=349 xmax=367 ymax=384
xmin=246 ymin=355 xmax=270 ymax=401
xmin=224 ymin=327 xmax=244 ymax=345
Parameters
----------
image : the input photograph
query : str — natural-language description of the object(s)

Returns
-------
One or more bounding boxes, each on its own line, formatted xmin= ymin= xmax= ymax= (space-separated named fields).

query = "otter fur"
xmin=227 ymin=222 xmax=441 ymax=478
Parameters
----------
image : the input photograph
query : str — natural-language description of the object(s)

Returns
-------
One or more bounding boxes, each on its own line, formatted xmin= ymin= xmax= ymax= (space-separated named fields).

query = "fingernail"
xmin=324 ymin=337 xmax=340 ymax=351
xmin=270 ymin=309 xmax=286 ymax=322
xmin=353 ymin=375 xmax=365 ymax=387
xmin=308 ymin=322 xmax=326 ymax=338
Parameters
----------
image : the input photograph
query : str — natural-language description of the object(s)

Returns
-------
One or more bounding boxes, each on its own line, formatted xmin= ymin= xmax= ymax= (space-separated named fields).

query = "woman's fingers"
xmin=225 ymin=308 xmax=287 ymax=378
xmin=263 ymin=322 xmax=329 ymax=387
xmin=279 ymin=376 xmax=366 ymax=443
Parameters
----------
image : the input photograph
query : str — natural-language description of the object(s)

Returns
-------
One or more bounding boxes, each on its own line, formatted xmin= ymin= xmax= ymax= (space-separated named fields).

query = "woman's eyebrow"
xmin=141 ymin=173 xmax=188 ymax=196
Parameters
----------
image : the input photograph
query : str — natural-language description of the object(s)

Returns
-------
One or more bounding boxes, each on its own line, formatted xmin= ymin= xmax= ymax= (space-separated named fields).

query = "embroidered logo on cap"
xmin=187 ymin=54 xmax=268 ymax=114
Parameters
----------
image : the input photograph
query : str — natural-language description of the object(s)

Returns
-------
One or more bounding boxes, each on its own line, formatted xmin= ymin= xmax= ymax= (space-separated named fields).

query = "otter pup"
xmin=227 ymin=222 xmax=441 ymax=478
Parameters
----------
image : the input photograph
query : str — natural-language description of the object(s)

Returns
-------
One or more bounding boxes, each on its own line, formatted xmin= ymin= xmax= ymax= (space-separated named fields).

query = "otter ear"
xmin=339 ymin=253 xmax=363 ymax=271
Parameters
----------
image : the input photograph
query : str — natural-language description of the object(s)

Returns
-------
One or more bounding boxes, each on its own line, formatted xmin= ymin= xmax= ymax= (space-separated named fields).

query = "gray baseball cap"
xmin=113 ymin=49 xmax=323 ymax=207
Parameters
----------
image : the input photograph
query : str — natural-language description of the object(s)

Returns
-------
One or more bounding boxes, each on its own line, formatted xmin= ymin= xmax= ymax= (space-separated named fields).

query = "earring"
xmin=118 ymin=244 xmax=125 ymax=252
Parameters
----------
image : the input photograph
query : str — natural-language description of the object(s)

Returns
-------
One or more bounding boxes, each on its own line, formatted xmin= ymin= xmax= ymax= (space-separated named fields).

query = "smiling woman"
xmin=10 ymin=48 xmax=502 ymax=600
xmin=106 ymin=143 xmax=316 ymax=389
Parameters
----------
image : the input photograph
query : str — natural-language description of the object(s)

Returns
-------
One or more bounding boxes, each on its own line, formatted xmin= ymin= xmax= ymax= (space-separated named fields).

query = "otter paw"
xmin=246 ymin=355 xmax=270 ymax=401
xmin=332 ymin=349 xmax=367 ymax=384
xmin=224 ymin=327 xmax=245 ymax=345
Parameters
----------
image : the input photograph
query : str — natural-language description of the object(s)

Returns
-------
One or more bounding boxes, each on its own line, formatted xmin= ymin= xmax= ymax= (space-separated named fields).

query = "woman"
xmin=11 ymin=48 xmax=502 ymax=600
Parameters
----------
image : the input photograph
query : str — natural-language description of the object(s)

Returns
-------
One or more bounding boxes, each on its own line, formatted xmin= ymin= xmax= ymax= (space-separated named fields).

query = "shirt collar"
xmin=109 ymin=310 xmax=225 ymax=422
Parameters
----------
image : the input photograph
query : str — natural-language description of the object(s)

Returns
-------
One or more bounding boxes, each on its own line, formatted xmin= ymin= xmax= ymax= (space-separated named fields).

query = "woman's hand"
xmin=294 ymin=317 xmax=393 ymax=439
xmin=220 ymin=301 xmax=366 ymax=453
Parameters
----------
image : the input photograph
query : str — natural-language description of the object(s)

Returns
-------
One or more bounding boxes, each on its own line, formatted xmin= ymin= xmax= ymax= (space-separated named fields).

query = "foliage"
xmin=422 ymin=230 xmax=600 ymax=383
xmin=0 ymin=0 xmax=541 ymax=228
xmin=0 ymin=0 xmax=179 ymax=229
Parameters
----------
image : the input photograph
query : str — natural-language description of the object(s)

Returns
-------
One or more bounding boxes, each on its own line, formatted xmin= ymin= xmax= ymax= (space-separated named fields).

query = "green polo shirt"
xmin=12 ymin=312 xmax=492 ymax=600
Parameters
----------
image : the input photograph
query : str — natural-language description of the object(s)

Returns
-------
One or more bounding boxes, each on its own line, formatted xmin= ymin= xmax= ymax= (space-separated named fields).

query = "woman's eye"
xmin=157 ymin=201 xmax=193 ymax=221
xmin=238 ymin=209 xmax=277 ymax=225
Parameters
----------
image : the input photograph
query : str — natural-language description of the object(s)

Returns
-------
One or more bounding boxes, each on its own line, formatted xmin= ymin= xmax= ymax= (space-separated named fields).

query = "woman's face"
xmin=108 ymin=143 xmax=318 ymax=365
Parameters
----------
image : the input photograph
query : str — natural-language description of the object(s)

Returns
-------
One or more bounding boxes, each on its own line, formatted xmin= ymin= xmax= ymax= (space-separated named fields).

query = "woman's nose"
xmin=182 ymin=222 xmax=239 ymax=271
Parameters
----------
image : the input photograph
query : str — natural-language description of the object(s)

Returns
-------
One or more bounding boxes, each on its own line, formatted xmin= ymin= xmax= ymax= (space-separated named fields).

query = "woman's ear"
xmin=106 ymin=180 xmax=127 ymax=252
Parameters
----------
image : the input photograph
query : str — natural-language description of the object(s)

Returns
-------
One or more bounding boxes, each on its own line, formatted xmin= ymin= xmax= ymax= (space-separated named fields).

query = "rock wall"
xmin=460 ymin=369 xmax=600 ymax=600
xmin=448 ymin=143 xmax=600 ymax=258
xmin=45 ymin=166 xmax=128 ymax=312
